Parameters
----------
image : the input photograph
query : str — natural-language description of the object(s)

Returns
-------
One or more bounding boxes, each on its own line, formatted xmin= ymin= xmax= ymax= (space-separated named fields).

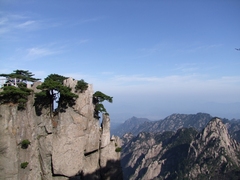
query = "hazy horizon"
xmin=105 ymin=102 xmax=240 ymax=123
xmin=1 ymin=1 xmax=240 ymax=122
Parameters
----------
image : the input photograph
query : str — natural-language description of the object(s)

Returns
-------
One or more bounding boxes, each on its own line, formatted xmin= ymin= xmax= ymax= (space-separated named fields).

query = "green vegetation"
xmin=75 ymin=79 xmax=88 ymax=93
xmin=155 ymin=131 xmax=175 ymax=144
xmin=35 ymin=74 xmax=78 ymax=116
xmin=0 ymin=70 xmax=112 ymax=120
xmin=20 ymin=139 xmax=31 ymax=149
xmin=0 ymin=70 xmax=40 ymax=85
xmin=115 ymin=147 xmax=122 ymax=152
xmin=169 ymin=128 xmax=198 ymax=147
xmin=0 ymin=86 xmax=32 ymax=110
xmin=20 ymin=162 xmax=29 ymax=169
xmin=93 ymin=91 xmax=113 ymax=118
xmin=156 ymin=128 xmax=199 ymax=179
xmin=0 ymin=70 xmax=39 ymax=110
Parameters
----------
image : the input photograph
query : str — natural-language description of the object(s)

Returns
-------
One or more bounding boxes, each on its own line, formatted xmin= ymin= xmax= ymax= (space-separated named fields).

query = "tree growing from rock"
xmin=35 ymin=74 xmax=78 ymax=116
xmin=0 ymin=70 xmax=39 ymax=110
xmin=75 ymin=79 xmax=88 ymax=93
xmin=0 ymin=69 xmax=40 ymax=87
xmin=93 ymin=91 xmax=113 ymax=118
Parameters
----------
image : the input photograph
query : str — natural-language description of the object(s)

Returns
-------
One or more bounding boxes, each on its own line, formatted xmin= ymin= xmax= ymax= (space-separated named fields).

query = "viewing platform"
xmin=0 ymin=78 xmax=32 ymax=88
xmin=0 ymin=78 xmax=7 ymax=88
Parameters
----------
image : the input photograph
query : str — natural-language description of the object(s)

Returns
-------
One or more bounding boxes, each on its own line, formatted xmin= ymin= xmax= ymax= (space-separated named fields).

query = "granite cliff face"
xmin=0 ymin=78 xmax=122 ymax=180
xmin=121 ymin=118 xmax=240 ymax=180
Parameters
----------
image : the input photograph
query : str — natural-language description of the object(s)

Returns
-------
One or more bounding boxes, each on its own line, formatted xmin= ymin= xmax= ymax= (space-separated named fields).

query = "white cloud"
xmin=90 ymin=73 xmax=240 ymax=103
xmin=66 ymin=71 xmax=240 ymax=96
xmin=173 ymin=63 xmax=200 ymax=73
xmin=16 ymin=20 xmax=36 ymax=29
xmin=0 ymin=12 xmax=31 ymax=35
xmin=0 ymin=12 xmax=62 ymax=37
xmin=111 ymin=74 xmax=240 ymax=87
xmin=98 ymin=74 xmax=240 ymax=120
xmin=25 ymin=47 xmax=59 ymax=59
xmin=70 ymin=16 xmax=105 ymax=27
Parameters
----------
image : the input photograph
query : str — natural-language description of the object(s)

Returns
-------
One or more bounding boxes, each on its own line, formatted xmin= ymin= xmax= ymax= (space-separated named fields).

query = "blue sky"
xmin=1 ymin=0 xmax=240 ymax=121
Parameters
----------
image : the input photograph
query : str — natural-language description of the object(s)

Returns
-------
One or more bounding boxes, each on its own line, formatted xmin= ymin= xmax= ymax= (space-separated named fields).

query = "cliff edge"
xmin=0 ymin=78 xmax=122 ymax=180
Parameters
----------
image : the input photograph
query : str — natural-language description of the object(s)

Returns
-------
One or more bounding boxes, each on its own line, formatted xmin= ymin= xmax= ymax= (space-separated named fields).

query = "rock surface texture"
xmin=0 ymin=78 xmax=122 ymax=180
xmin=121 ymin=118 xmax=240 ymax=180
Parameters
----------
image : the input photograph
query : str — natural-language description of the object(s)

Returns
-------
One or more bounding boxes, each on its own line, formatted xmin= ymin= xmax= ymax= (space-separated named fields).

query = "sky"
xmin=1 ymin=0 xmax=240 ymax=122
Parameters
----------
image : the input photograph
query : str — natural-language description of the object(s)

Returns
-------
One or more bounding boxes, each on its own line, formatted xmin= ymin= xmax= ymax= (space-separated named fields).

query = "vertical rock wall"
xmin=0 ymin=78 xmax=122 ymax=180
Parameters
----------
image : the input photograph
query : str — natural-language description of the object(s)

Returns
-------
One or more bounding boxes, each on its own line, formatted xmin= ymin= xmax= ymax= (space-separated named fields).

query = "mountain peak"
xmin=189 ymin=117 xmax=240 ymax=177
xmin=124 ymin=116 xmax=150 ymax=124
xmin=121 ymin=116 xmax=240 ymax=179
xmin=111 ymin=116 xmax=151 ymax=137
xmin=201 ymin=117 xmax=229 ymax=142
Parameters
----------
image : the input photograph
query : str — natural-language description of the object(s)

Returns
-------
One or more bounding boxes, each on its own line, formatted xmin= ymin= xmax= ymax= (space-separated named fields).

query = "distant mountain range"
xmin=112 ymin=113 xmax=240 ymax=142
xmin=121 ymin=117 xmax=240 ymax=179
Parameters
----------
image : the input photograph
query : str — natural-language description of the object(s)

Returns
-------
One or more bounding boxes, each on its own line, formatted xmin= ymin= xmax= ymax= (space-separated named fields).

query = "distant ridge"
xmin=111 ymin=116 xmax=151 ymax=136
xmin=112 ymin=113 xmax=240 ymax=142
xmin=114 ymin=113 xmax=211 ymax=137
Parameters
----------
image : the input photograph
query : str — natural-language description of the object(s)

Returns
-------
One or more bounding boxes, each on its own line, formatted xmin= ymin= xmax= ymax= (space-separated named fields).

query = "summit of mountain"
xmin=113 ymin=113 xmax=240 ymax=143
xmin=113 ymin=112 xmax=212 ymax=137
xmin=111 ymin=116 xmax=151 ymax=136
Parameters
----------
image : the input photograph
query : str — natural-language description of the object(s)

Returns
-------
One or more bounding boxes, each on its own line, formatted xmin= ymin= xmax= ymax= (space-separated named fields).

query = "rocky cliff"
xmin=121 ymin=117 xmax=240 ymax=180
xmin=0 ymin=78 xmax=122 ymax=180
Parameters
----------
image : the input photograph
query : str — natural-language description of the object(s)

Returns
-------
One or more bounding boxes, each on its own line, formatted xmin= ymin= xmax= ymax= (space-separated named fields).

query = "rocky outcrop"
xmin=121 ymin=118 xmax=240 ymax=180
xmin=0 ymin=78 xmax=122 ymax=180
xmin=187 ymin=118 xmax=240 ymax=179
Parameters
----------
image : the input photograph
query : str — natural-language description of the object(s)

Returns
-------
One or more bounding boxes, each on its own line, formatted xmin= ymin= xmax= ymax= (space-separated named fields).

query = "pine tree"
xmin=35 ymin=74 xmax=78 ymax=116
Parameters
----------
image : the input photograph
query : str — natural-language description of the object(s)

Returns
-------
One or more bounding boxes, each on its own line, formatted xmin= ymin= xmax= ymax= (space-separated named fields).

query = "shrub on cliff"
xmin=20 ymin=162 xmax=29 ymax=169
xmin=115 ymin=147 xmax=122 ymax=152
xmin=20 ymin=139 xmax=31 ymax=149
xmin=75 ymin=79 xmax=88 ymax=93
